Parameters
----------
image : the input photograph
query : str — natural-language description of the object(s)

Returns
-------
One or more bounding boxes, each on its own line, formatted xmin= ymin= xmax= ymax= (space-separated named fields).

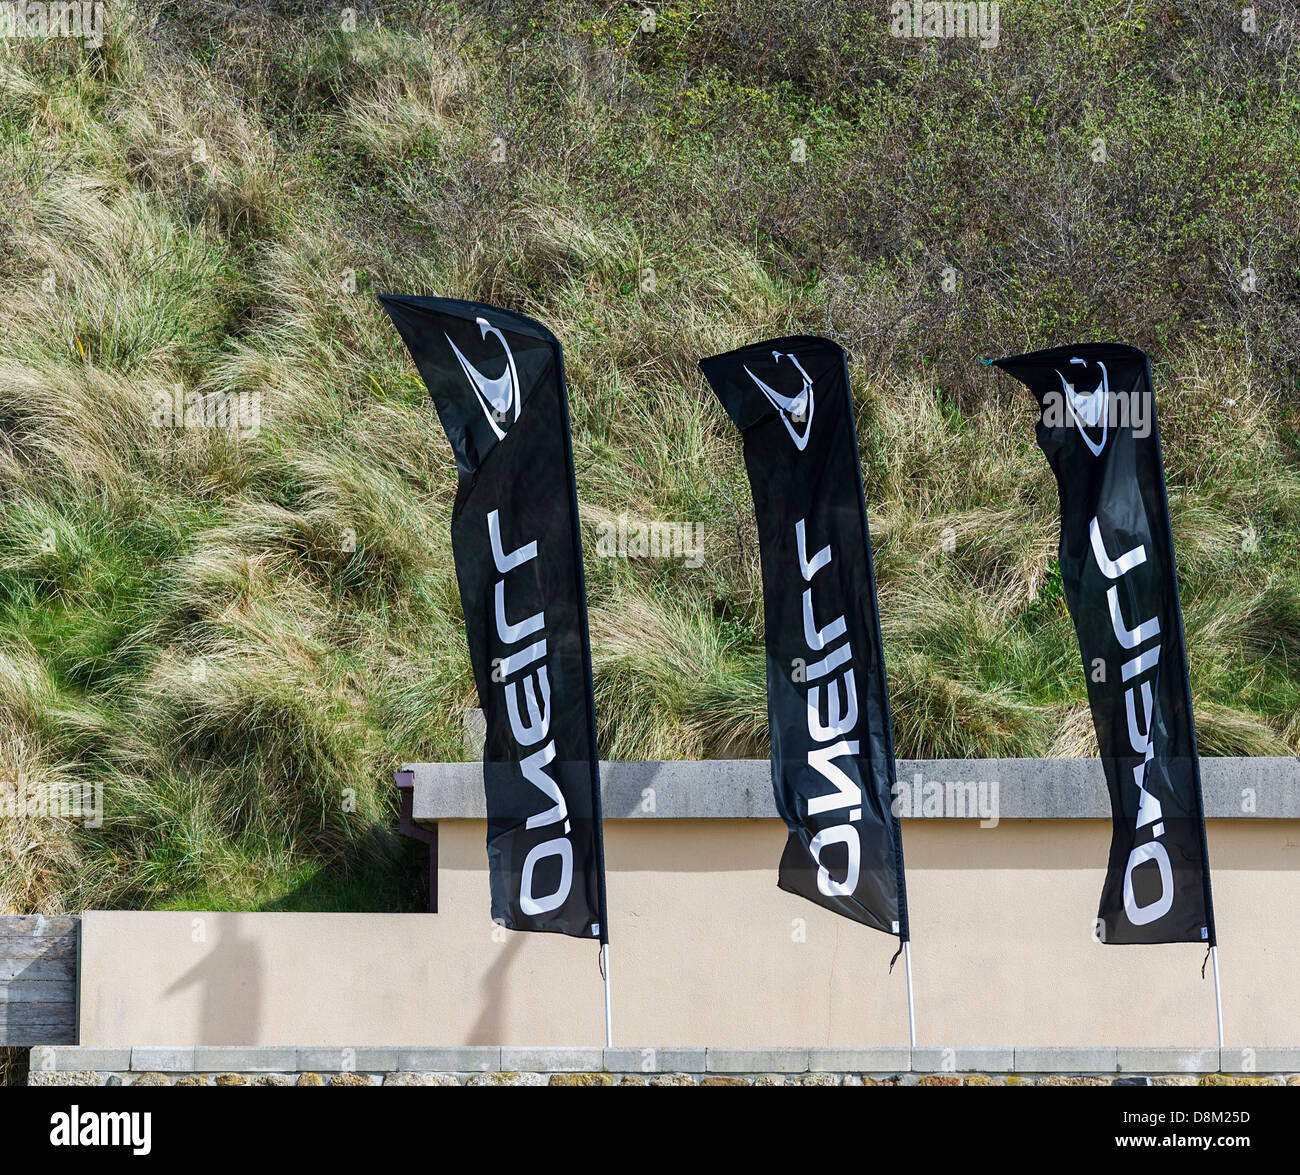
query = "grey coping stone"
xmin=500 ymin=1047 xmax=603 ymax=1072
xmin=40 ymin=1043 xmax=1296 ymax=1077
xmin=405 ymin=757 xmax=1300 ymax=821
xmin=192 ymin=1046 xmax=299 ymax=1072
xmin=296 ymin=1047 xmax=399 ymax=1072
xmin=1015 ymin=1047 xmax=1119 ymax=1073
xmin=463 ymin=710 xmax=487 ymax=759
xmin=346 ymin=1047 xmax=403 ymax=1071
xmin=911 ymin=1047 xmax=1014 ymax=1073
xmin=131 ymin=1047 xmax=195 ymax=1072
xmin=393 ymin=1047 xmax=501 ymax=1073
xmin=1116 ymin=1048 xmax=1220 ymax=1074
xmin=707 ymin=1049 xmax=810 ymax=1074
xmin=1219 ymin=1047 xmax=1300 ymax=1073
xmin=809 ymin=1048 xmax=911 ymax=1073
xmin=602 ymin=1047 xmax=706 ymax=1073
xmin=29 ymin=1046 xmax=132 ymax=1073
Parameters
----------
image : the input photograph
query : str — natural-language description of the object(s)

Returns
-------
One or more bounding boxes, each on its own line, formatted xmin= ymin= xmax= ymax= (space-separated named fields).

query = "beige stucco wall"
xmin=80 ymin=818 xmax=1300 ymax=1047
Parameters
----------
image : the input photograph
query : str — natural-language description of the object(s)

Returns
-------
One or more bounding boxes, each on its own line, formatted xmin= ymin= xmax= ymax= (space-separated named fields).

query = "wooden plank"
xmin=0 ymin=957 xmax=76 ymax=980
xmin=0 ymin=916 xmax=79 ymax=937
xmin=0 ymin=980 xmax=75 ymax=1003
xmin=0 ymin=927 xmax=78 ymax=943
xmin=0 ymin=936 xmax=78 ymax=960
xmin=0 ymin=1022 xmax=76 ymax=1045
xmin=0 ymin=1002 xmax=76 ymax=1025
xmin=0 ymin=957 xmax=76 ymax=981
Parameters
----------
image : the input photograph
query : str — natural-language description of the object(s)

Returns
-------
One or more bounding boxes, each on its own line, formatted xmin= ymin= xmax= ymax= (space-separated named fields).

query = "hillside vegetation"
xmin=0 ymin=0 xmax=1298 ymax=915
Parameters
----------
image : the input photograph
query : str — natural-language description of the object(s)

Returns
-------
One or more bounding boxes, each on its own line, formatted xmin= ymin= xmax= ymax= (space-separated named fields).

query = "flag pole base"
xmin=1211 ymin=944 xmax=1224 ymax=1051
xmin=602 ymin=942 xmax=612 ymax=1049
xmin=904 ymin=940 xmax=916 ymax=1050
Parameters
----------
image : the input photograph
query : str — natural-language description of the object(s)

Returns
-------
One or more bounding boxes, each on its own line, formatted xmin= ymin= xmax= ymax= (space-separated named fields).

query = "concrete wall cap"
xmin=404 ymin=757 xmax=1300 ymax=821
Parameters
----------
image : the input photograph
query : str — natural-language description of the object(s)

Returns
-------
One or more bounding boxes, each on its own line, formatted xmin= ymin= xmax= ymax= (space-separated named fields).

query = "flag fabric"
xmin=992 ymin=343 xmax=1215 ymax=945
xmin=381 ymin=295 xmax=608 ymax=941
xmin=699 ymin=336 xmax=908 ymax=941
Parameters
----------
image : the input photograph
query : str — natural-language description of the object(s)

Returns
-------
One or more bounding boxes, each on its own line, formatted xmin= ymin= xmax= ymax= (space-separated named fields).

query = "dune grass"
xmin=0 ymin=1 xmax=1298 ymax=914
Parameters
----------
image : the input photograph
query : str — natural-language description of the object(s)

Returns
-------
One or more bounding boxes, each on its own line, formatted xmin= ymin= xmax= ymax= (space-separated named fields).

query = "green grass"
xmin=1 ymin=1 xmax=1298 ymax=913
xmin=152 ymin=851 xmax=428 ymax=914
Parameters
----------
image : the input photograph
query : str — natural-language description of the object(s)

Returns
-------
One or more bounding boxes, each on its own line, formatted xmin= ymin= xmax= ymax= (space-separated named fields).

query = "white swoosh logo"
xmin=445 ymin=317 xmax=521 ymax=441
xmin=744 ymin=351 xmax=814 ymax=450
xmin=1057 ymin=357 xmax=1109 ymax=457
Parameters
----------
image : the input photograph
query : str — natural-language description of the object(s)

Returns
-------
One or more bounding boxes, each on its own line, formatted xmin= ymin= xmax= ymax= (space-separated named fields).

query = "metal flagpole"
xmin=903 ymin=941 xmax=916 ymax=1049
xmin=602 ymin=944 xmax=613 ymax=1047
xmin=1211 ymin=946 xmax=1224 ymax=1050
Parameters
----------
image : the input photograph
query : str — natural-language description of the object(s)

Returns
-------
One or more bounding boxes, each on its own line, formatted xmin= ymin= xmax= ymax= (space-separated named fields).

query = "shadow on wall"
xmin=466 ymin=933 xmax=524 ymax=1045
xmin=164 ymin=918 xmax=264 ymax=1045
